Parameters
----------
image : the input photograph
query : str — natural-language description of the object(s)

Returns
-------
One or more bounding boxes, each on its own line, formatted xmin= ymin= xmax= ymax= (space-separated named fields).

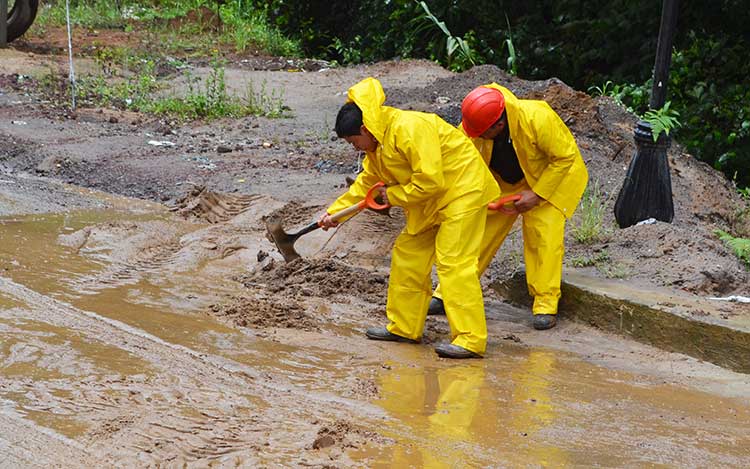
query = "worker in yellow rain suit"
xmin=429 ymin=84 xmax=588 ymax=330
xmin=320 ymin=77 xmax=500 ymax=358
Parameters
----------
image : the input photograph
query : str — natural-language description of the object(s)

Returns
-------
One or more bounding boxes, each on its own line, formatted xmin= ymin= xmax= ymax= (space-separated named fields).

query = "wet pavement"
xmin=2 ymin=202 xmax=750 ymax=467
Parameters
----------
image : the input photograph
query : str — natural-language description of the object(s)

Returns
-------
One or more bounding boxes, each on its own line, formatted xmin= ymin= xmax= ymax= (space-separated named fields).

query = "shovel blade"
xmin=266 ymin=219 xmax=302 ymax=262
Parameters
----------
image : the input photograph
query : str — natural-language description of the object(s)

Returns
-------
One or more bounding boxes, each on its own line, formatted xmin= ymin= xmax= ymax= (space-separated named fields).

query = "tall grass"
xmin=571 ymin=181 xmax=611 ymax=244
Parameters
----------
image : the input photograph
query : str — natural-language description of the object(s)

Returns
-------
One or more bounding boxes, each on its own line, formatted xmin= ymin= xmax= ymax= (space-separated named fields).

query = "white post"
xmin=65 ymin=0 xmax=76 ymax=110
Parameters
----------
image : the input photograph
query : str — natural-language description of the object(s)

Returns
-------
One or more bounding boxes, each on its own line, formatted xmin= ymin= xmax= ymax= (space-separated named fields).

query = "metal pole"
xmin=0 ymin=0 xmax=8 ymax=48
xmin=650 ymin=0 xmax=680 ymax=110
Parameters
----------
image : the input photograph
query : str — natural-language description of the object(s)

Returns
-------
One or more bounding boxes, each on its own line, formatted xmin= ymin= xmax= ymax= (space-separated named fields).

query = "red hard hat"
xmin=461 ymin=87 xmax=505 ymax=138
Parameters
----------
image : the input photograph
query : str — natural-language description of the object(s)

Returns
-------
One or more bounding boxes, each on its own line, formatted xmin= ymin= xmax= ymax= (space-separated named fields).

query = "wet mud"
xmin=242 ymin=257 xmax=388 ymax=304
xmin=209 ymin=294 xmax=319 ymax=332
xmin=1 ymin=200 xmax=750 ymax=467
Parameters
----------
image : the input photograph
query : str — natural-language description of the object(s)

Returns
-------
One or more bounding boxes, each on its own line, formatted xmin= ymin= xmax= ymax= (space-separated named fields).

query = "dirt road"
xmin=2 ymin=46 xmax=750 ymax=467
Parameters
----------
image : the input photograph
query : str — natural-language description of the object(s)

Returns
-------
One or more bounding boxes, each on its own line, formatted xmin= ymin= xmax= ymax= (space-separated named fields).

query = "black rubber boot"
xmin=434 ymin=343 xmax=481 ymax=359
xmin=532 ymin=314 xmax=557 ymax=330
xmin=365 ymin=326 xmax=419 ymax=343
xmin=427 ymin=297 xmax=446 ymax=316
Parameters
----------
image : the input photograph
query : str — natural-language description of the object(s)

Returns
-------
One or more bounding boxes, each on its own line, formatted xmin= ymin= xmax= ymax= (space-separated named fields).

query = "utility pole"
xmin=614 ymin=0 xmax=679 ymax=228
xmin=1 ymin=0 xmax=8 ymax=48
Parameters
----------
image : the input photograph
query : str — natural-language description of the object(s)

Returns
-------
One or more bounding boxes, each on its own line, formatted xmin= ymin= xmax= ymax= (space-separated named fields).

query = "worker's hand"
xmin=514 ymin=190 xmax=543 ymax=213
xmin=318 ymin=213 xmax=339 ymax=231
xmin=376 ymin=185 xmax=389 ymax=206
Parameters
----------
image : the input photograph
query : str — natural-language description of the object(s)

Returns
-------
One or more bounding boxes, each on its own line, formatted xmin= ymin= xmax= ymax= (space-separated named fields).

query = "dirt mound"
xmin=208 ymin=295 xmax=319 ymax=332
xmin=523 ymin=83 xmax=607 ymax=139
xmin=170 ymin=185 xmax=261 ymax=223
xmin=243 ymin=258 xmax=388 ymax=304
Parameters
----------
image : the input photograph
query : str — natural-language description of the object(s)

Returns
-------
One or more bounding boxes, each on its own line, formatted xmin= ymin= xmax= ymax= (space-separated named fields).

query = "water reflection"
xmin=375 ymin=350 xmax=570 ymax=467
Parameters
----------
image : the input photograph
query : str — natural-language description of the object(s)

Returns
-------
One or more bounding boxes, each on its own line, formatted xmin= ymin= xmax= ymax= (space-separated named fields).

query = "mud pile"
xmin=209 ymin=294 xmax=319 ymax=331
xmin=242 ymin=258 xmax=388 ymax=304
xmin=312 ymin=419 xmax=387 ymax=451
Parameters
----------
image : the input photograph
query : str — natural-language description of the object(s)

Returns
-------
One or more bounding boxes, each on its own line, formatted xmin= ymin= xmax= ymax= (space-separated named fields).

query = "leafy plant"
xmin=716 ymin=229 xmax=750 ymax=267
xmin=38 ymin=52 xmax=287 ymax=121
xmin=417 ymin=1 xmax=476 ymax=72
xmin=504 ymin=14 xmax=517 ymax=76
xmin=571 ymin=181 xmax=611 ymax=244
xmin=642 ymin=101 xmax=681 ymax=142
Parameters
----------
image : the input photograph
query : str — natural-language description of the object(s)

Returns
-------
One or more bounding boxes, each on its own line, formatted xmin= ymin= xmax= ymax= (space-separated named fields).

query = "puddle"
xmin=355 ymin=349 xmax=750 ymax=467
xmin=1 ymin=207 xmax=750 ymax=467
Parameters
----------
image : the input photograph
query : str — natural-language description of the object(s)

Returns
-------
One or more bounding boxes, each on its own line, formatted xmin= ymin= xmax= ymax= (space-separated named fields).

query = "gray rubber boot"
xmin=532 ymin=314 xmax=557 ymax=330
xmin=434 ymin=343 xmax=481 ymax=359
xmin=365 ymin=326 xmax=419 ymax=343
xmin=426 ymin=297 xmax=446 ymax=316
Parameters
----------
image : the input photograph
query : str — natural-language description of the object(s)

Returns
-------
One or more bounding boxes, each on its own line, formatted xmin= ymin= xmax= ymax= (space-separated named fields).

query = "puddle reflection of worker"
xmin=377 ymin=351 xmax=569 ymax=467
xmin=319 ymin=77 xmax=500 ymax=359
xmin=429 ymin=84 xmax=588 ymax=331
xmin=377 ymin=363 xmax=486 ymax=467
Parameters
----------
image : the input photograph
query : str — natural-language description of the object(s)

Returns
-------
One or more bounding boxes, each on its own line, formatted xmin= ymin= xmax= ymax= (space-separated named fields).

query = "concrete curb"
xmin=491 ymin=270 xmax=750 ymax=374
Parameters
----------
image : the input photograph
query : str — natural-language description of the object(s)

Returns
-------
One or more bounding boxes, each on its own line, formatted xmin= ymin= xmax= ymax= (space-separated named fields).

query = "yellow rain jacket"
xmin=327 ymin=77 xmax=499 ymax=354
xmin=327 ymin=78 xmax=499 ymax=233
xmin=468 ymin=84 xmax=587 ymax=218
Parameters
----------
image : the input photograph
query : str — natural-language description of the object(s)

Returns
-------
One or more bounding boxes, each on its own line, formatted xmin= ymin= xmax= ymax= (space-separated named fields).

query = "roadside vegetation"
xmin=26 ymin=1 xmax=293 ymax=120
xmin=30 ymin=0 xmax=300 ymax=57
xmin=571 ymin=181 xmax=612 ymax=245
xmin=39 ymin=53 xmax=286 ymax=120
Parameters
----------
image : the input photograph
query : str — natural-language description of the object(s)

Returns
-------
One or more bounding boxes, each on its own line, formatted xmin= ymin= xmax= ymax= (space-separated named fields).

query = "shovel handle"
xmin=329 ymin=200 xmax=367 ymax=222
xmin=488 ymin=194 xmax=522 ymax=214
xmin=327 ymin=181 xmax=390 ymax=223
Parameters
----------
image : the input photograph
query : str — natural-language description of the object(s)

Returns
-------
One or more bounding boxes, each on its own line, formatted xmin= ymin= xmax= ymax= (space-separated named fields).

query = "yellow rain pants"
xmin=387 ymin=206 xmax=488 ymax=354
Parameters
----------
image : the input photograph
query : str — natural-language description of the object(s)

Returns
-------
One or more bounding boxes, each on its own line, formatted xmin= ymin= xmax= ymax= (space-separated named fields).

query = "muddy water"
xmin=356 ymin=348 xmax=750 ymax=467
xmin=2 ymin=207 xmax=750 ymax=467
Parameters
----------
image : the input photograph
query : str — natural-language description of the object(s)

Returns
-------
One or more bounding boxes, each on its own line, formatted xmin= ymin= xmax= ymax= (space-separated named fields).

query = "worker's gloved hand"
xmin=319 ymin=213 xmax=339 ymax=230
xmin=371 ymin=186 xmax=391 ymax=217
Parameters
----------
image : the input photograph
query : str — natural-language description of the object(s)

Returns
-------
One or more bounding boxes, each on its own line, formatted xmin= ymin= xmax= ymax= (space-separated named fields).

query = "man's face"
xmin=344 ymin=126 xmax=378 ymax=152
xmin=479 ymin=117 xmax=507 ymax=140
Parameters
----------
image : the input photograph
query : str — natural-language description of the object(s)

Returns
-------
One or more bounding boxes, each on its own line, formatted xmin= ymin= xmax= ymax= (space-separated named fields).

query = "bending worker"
xmin=429 ymin=84 xmax=588 ymax=330
xmin=320 ymin=77 xmax=500 ymax=359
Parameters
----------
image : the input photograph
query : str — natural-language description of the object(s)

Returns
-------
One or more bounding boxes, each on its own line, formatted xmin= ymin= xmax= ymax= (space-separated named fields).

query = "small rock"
xmin=109 ymin=116 xmax=118 ymax=124
xmin=312 ymin=434 xmax=335 ymax=450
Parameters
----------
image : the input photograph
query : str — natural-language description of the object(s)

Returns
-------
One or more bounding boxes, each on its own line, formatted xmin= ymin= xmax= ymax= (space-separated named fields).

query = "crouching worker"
xmin=320 ymin=77 xmax=500 ymax=359
xmin=429 ymin=84 xmax=588 ymax=330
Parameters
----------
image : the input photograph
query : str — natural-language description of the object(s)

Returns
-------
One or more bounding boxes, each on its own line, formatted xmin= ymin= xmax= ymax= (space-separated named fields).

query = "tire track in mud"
xmin=0 ymin=276 xmax=388 ymax=465
xmin=59 ymin=190 xmax=268 ymax=295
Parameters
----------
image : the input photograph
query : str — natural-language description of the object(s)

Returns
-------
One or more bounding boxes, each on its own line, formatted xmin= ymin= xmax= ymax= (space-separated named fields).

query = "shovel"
xmin=266 ymin=182 xmax=390 ymax=262
xmin=488 ymin=194 xmax=522 ymax=214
